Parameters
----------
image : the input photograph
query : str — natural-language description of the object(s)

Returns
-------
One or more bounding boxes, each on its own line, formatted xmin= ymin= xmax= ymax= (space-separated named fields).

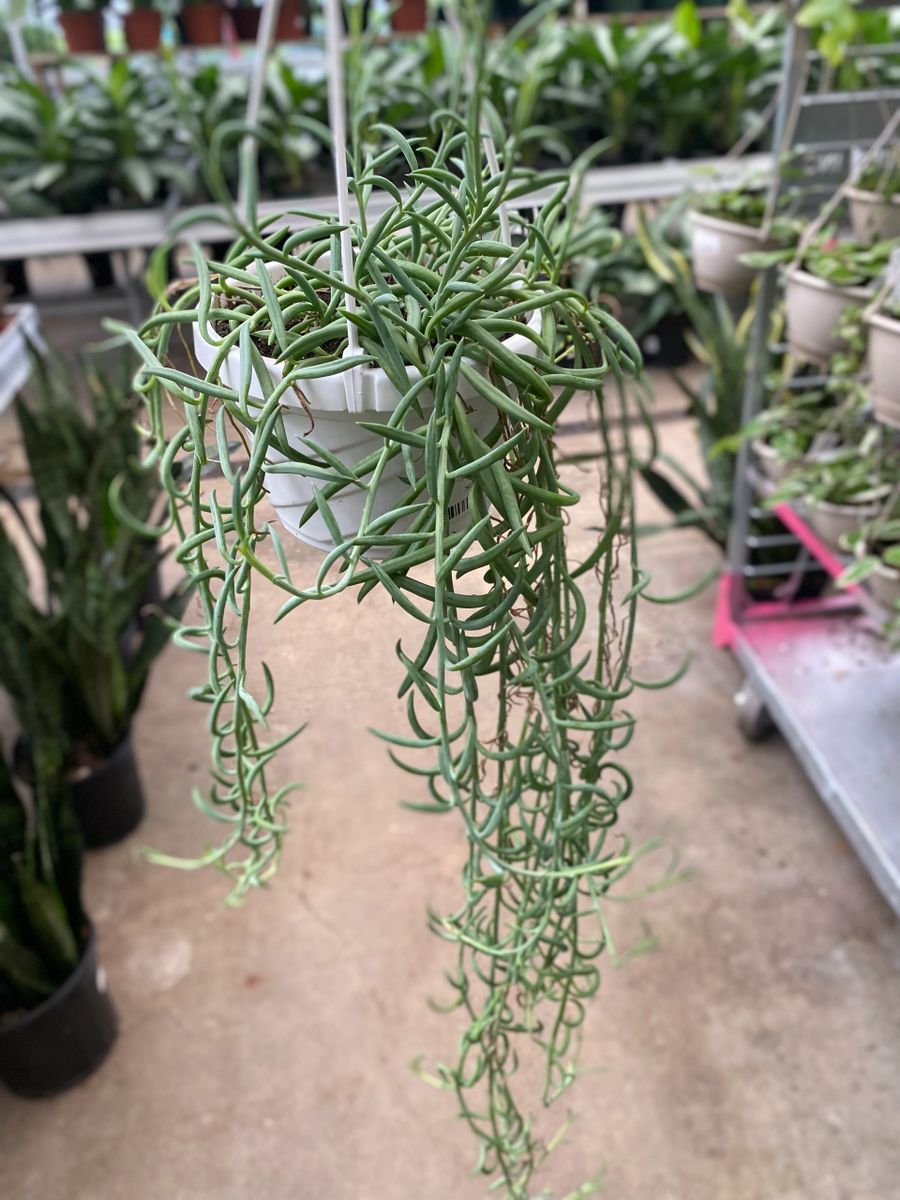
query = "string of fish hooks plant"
xmin=118 ymin=3 xmax=673 ymax=1195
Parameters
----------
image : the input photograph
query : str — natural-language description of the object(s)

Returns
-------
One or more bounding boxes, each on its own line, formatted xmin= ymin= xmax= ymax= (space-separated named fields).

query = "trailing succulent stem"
xmin=123 ymin=17 xmax=663 ymax=1194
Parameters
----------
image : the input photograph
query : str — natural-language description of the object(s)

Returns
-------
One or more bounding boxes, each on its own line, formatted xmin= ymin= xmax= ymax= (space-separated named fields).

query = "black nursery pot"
xmin=636 ymin=312 xmax=692 ymax=369
xmin=0 ymin=929 xmax=117 ymax=1099
xmin=15 ymin=732 xmax=145 ymax=850
xmin=70 ymin=732 xmax=145 ymax=850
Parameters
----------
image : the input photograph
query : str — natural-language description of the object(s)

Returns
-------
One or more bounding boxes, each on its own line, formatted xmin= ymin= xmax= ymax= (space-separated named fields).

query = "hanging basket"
xmin=846 ymin=187 xmax=900 ymax=243
xmin=866 ymin=309 xmax=900 ymax=428
xmin=193 ymin=310 xmax=542 ymax=553
xmin=784 ymin=266 xmax=872 ymax=364
xmin=688 ymin=211 xmax=773 ymax=296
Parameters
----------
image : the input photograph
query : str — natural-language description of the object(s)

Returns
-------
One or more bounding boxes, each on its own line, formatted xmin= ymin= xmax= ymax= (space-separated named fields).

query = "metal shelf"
xmin=724 ymin=18 xmax=900 ymax=914
xmin=0 ymin=153 xmax=772 ymax=262
xmin=733 ymin=613 xmax=900 ymax=914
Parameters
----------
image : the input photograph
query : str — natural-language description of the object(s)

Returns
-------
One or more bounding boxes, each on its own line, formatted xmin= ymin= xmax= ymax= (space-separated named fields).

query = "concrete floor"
xmin=1 ymin=285 xmax=899 ymax=1200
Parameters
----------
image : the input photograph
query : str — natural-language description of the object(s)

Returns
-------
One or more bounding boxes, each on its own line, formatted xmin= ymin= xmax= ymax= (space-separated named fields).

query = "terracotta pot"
xmin=58 ymin=10 xmax=106 ymax=53
xmin=846 ymin=188 xmax=900 ymax=243
xmin=784 ymin=266 xmax=872 ymax=364
xmin=392 ymin=0 xmax=427 ymax=31
xmin=807 ymin=499 xmax=881 ymax=552
xmin=274 ymin=0 xmax=304 ymax=39
xmin=231 ymin=4 xmax=260 ymax=39
xmin=180 ymin=2 xmax=224 ymax=44
xmin=124 ymin=8 xmax=161 ymax=50
xmin=689 ymin=211 xmax=774 ymax=296
xmin=866 ymin=310 xmax=900 ymax=429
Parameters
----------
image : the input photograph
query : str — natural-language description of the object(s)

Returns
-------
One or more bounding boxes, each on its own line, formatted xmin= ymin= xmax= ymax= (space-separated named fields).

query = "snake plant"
xmin=0 ymin=349 xmax=182 ymax=766
xmin=115 ymin=1 xmax=685 ymax=1191
xmin=0 ymin=740 xmax=85 ymax=1016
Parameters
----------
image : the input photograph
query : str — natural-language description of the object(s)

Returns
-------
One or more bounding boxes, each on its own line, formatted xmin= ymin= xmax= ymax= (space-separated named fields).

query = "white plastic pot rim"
xmin=784 ymin=265 xmax=874 ymax=302
xmin=867 ymin=308 xmax=900 ymax=334
xmin=193 ymin=306 xmax=544 ymax=416
xmin=689 ymin=210 xmax=771 ymax=241
xmin=846 ymin=186 xmax=900 ymax=209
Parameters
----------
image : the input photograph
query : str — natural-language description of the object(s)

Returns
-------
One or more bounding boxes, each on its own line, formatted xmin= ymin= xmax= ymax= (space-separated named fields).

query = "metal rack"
xmin=0 ymin=154 xmax=772 ymax=263
xmin=719 ymin=21 xmax=900 ymax=914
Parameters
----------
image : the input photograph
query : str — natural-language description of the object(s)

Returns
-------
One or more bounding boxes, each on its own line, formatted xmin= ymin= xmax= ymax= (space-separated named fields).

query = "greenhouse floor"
xmin=1 ymin=293 xmax=899 ymax=1200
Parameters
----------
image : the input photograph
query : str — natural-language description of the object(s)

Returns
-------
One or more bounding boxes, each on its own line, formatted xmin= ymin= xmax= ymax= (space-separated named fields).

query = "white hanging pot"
xmin=866 ymin=309 xmax=900 ymax=429
xmin=193 ymin=311 xmax=542 ymax=553
xmin=688 ymin=211 xmax=774 ymax=296
xmin=846 ymin=187 xmax=900 ymax=243
xmin=784 ymin=266 xmax=873 ymax=364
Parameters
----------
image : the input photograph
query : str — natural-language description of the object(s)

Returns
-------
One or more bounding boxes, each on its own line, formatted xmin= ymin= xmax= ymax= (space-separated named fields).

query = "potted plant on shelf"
xmin=839 ymin=514 xmax=900 ymax=615
xmin=0 ymin=742 xmax=117 ymax=1098
xmin=179 ymin=0 xmax=224 ymax=45
xmin=769 ymin=424 xmax=899 ymax=552
xmin=124 ymin=0 xmax=164 ymax=51
xmin=274 ymin=0 xmax=304 ymax=39
xmin=866 ymin=295 xmax=900 ymax=428
xmin=736 ymin=307 xmax=868 ymax=485
xmin=846 ymin=152 xmax=900 ymax=242
xmin=1 ymin=349 xmax=183 ymax=848
xmin=57 ymin=0 xmax=107 ymax=54
xmin=116 ymin=1 xmax=674 ymax=1184
xmin=689 ymin=182 xmax=796 ymax=296
xmin=754 ymin=232 xmax=894 ymax=363
xmin=392 ymin=0 xmax=427 ymax=32
xmin=230 ymin=0 xmax=260 ymax=40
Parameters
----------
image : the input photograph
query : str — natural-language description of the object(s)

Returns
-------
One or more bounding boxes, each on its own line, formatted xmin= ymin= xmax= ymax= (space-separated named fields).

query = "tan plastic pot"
xmin=847 ymin=188 xmax=900 ymax=243
xmin=866 ymin=310 xmax=900 ymax=429
xmin=807 ymin=499 xmax=881 ymax=552
xmin=689 ymin=211 xmax=773 ymax=296
xmin=784 ymin=267 xmax=872 ymax=364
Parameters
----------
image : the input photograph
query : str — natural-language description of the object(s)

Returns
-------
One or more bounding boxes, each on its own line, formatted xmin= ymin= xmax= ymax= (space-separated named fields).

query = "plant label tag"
xmin=693 ymin=229 xmax=720 ymax=255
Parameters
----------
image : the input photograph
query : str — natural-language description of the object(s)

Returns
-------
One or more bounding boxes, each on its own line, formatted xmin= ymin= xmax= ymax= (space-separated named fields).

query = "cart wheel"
xmin=734 ymin=682 xmax=774 ymax=742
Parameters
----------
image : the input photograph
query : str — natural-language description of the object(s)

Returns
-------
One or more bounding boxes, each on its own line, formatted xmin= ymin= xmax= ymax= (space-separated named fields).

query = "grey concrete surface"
xmin=0 ymin=331 xmax=898 ymax=1200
